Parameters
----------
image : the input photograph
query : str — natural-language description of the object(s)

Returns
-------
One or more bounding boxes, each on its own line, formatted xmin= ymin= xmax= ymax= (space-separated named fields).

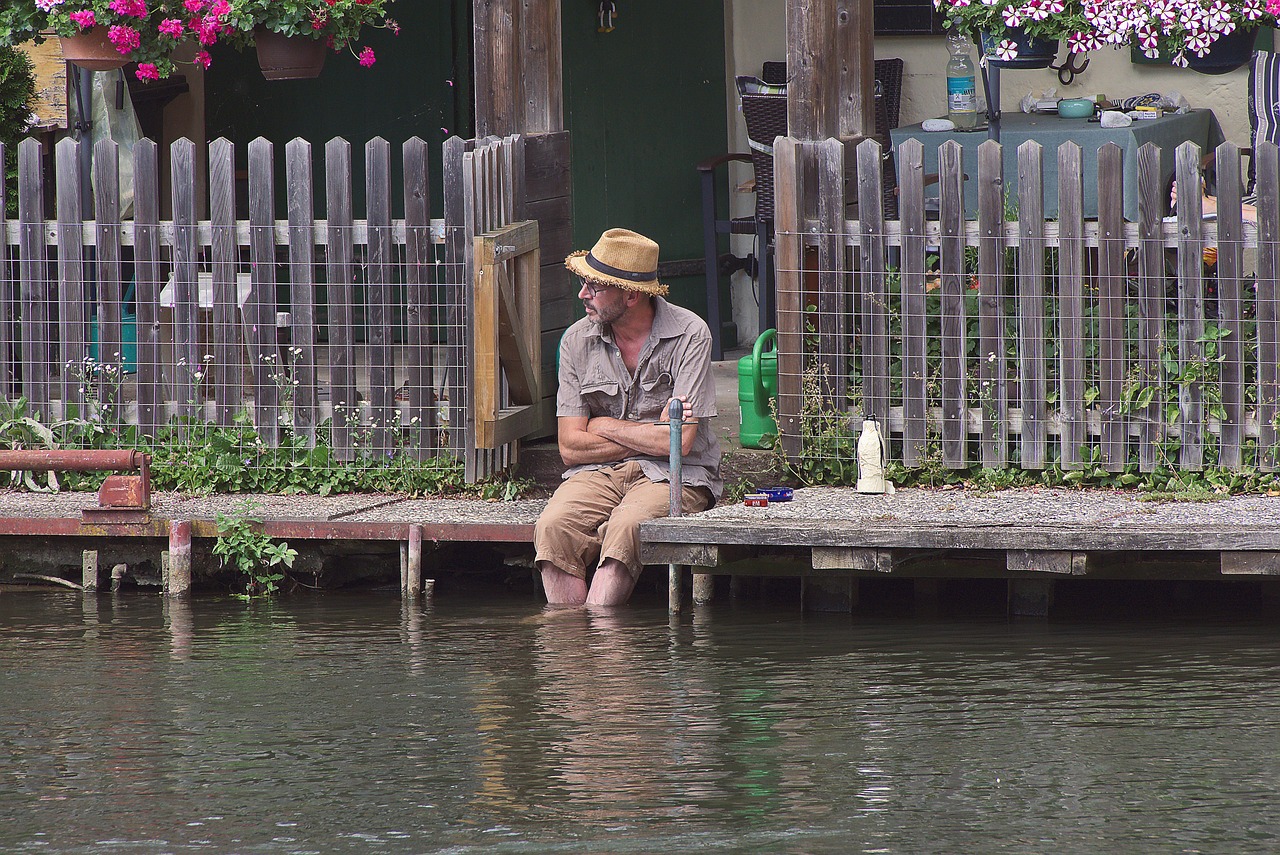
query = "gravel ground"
xmin=2 ymin=485 xmax=1278 ymax=531
xmin=684 ymin=485 xmax=1280 ymax=530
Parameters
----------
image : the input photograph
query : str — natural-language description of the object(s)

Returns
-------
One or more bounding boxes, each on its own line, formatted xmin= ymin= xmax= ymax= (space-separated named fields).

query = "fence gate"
xmin=0 ymin=132 xmax=542 ymax=485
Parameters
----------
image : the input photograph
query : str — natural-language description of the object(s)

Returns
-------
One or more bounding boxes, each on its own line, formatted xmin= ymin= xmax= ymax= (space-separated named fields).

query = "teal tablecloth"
xmin=889 ymin=109 xmax=1224 ymax=219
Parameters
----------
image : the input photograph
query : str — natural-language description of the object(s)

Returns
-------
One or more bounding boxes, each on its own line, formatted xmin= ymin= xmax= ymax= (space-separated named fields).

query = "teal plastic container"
xmin=89 ymin=283 xmax=138 ymax=374
xmin=737 ymin=328 xmax=778 ymax=449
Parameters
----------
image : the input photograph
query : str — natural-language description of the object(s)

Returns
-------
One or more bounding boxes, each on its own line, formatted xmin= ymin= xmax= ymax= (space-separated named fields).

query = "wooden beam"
xmin=786 ymin=0 xmax=837 ymax=140
xmin=837 ymin=0 xmax=875 ymax=141
xmin=520 ymin=0 xmax=563 ymax=132
xmin=1221 ymin=551 xmax=1280 ymax=576
xmin=1008 ymin=550 xmax=1088 ymax=576
xmin=474 ymin=0 xmax=518 ymax=137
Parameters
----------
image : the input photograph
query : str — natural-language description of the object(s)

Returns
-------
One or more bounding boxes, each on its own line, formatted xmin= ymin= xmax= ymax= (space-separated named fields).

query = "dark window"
xmin=874 ymin=0 xmax=946 ymax=35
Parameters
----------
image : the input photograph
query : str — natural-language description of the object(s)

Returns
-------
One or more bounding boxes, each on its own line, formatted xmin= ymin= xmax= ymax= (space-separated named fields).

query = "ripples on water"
xmin=3 ymin=590 xmax=1280 ymax=853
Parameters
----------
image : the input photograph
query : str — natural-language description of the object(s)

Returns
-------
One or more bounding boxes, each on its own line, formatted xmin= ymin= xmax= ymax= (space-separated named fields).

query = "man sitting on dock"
xmin=534 ymin=228 xmax=722 ymax=606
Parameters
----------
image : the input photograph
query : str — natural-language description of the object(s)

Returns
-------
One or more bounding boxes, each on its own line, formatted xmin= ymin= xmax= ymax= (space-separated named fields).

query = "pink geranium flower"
xmin=69 ymin=10 xmax=96 ymax=28
xmin=135 ymin=63 xmax=159 ymax=81
xmin=358 ymin=46 xmax=376 ymax=67
xmin=108 ymin=24 xmax=141 ymax=54
xmin=108 ymin=0 xmax=148 ymax=18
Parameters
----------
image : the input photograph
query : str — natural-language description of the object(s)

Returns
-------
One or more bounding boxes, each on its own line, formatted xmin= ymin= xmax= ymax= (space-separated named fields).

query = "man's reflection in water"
xmin=528 ymin=606 xmax=727 ymax=822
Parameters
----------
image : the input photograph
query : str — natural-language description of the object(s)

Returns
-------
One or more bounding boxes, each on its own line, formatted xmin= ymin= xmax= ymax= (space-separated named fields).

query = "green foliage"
xmin=0 ymin=45 xmax=35 ymax=219
xmin=774 ymin=361 xmax=859 ymax=487
xmin=213 ymin=499 xmax=297 ymax=598
xmin=143 ymin=412 xmax=471 ymax=496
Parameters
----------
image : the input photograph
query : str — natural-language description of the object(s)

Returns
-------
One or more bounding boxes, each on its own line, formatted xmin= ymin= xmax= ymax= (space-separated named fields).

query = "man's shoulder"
xmin=656 ymin=297 xmax=711 ymax=339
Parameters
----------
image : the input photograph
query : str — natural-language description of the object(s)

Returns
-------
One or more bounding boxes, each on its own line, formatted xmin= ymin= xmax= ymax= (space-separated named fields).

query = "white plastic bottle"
xmin=946 ymin=33 xmax=978 ymax=130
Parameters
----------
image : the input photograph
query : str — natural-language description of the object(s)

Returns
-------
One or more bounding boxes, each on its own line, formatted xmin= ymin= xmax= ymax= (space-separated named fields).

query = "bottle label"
xmin=948 ymin=75 xmax=976 ymax=112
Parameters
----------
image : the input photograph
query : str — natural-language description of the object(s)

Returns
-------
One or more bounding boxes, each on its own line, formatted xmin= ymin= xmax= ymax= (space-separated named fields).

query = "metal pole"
xmin=73 ymin=66 xmax=94 ymax=220
xmin=667 ymin=398 xmax=683 ymax=614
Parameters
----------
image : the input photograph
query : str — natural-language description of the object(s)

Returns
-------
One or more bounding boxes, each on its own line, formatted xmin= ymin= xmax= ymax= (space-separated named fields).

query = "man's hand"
xmin=657 ymin=396 xmax=694 ymax=425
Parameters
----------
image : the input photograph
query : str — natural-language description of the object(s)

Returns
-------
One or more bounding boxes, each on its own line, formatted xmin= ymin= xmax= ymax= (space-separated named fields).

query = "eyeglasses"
xmin=580 ymin=279 xmax=615 ymax=298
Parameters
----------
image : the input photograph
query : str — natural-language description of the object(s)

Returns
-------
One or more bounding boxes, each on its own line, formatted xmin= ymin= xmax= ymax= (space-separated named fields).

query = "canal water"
xmin=4 ymin=589 xmax=1280 ymax=854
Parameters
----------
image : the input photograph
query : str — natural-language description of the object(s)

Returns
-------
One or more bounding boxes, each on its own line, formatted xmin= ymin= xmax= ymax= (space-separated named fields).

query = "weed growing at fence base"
xmin=213 ymin=499 xmax=297 ymax=598
xmin=0 ymin=397 xmax=528 ymax=499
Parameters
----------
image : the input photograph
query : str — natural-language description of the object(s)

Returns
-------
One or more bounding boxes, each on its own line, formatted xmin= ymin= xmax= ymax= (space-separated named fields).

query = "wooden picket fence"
xmin=774 ymin=135 xmax=1280 ymax=473
xmin=0 ymin=133 xmax=539 ymax=483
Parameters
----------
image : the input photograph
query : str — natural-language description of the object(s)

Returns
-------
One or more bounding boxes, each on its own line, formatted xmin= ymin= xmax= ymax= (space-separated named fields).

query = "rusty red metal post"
xmin=167 ymin=520 xmax=192 ymax=596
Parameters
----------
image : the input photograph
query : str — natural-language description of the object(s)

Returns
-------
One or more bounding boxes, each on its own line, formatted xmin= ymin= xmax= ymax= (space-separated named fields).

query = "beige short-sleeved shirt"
xmin=556 ymin=296 xmax=722 ymax=500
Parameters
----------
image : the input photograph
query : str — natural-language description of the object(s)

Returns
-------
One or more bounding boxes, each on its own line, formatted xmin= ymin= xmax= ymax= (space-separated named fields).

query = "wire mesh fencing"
xmin=0 ymin=133 xmax=532 ymax=490
xmin=773 ymin=135 xmax=1280 ymax=476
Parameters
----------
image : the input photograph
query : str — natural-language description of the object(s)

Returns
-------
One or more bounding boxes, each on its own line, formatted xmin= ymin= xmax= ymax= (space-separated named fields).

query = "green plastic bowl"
xmin=1057 ymin=98 xmax=1095 ymax=118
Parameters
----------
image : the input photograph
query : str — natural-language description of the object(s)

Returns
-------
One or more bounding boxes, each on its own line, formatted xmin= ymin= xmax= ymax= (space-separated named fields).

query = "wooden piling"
xmin=407 ymin=524 xmax=423 ymax=596
xmin=167 ymin=520 xmax=192 ymax=596
xmin=81 ymin=550 xmax=98 ymax=592
xmin=693 ymin=574 xmax=715 ymax=605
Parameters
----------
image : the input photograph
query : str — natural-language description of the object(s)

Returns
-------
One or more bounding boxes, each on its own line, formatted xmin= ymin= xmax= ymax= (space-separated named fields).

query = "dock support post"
xmin=667 ymin=399 xmax=684 ymax=614
xmin=802 ymin=576 xmax=856 ymax=613
xmin=693 ymin=573 xmax=715 ymax=605
xmin=82 ymin=550 xmax=98 ymax=592
xmin=167 ymin=519 xmax=192 ymax=596
xmin=1009 ymin=578 xmax=1054 ymax=617
xmin=406 ymin=524 xmax=423 ymax=597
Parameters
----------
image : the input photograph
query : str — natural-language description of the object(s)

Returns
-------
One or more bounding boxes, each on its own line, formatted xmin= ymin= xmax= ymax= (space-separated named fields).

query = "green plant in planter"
xmin=214 ymin=498 xmax=297 ymax=598
xmin=220 ymin=0 xmax=399 ymax=67
xmin=0 ymin=45 xmax=35 ymax=219
xmin=936 ymin=0 xmax=1088 ymax=62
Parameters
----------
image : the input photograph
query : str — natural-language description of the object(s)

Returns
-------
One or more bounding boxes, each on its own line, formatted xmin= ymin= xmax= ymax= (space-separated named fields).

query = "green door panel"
xmin=563 ymin=2 xmax=729 ymax=320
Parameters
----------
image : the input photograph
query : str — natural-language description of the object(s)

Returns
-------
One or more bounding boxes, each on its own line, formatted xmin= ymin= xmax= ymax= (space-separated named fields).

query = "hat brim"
xmin=565 ymin=251 xmax=668 ymax=297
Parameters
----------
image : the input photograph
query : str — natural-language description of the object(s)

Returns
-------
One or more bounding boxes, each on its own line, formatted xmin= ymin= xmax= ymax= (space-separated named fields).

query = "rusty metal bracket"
xmin=0 ymin=450 xmax=152 ymax=523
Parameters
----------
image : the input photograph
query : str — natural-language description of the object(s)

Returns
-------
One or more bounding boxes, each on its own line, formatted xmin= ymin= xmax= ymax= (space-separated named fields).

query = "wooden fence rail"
xmin=0 ymin=133 xmax=538 ymax=483
xmin=775 ymin=135 xmax=1280 ymax=474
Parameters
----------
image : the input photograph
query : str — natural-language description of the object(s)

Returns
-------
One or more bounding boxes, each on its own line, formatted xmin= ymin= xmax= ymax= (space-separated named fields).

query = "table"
xmin=889 ymin=109 xmax=1223 ymax=219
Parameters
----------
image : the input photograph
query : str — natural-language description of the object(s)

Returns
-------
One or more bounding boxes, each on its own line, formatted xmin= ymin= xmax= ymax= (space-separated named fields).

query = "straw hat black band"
xmin=585 ymin=252 xmax=656 ymax=282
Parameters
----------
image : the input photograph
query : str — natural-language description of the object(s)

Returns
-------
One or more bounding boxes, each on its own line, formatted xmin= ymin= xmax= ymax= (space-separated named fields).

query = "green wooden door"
xmin=563 ymin=2 xmax=730 ymax=342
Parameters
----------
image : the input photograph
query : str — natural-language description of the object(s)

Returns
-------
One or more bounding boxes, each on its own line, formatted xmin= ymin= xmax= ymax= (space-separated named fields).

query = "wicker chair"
xmin=698 ymin=59 xmax=905 ymax=358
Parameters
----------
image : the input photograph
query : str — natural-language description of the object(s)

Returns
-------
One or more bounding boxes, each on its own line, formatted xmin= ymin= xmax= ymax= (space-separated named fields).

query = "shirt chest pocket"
xmin=636 ymin=365 xmax=676 ymax=417
xmin=580 ymin=376 xmax=622 ymax=417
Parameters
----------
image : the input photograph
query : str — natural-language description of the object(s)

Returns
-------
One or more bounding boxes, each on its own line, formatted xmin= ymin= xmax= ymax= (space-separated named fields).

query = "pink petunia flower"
xmin=994 ymin=39 xmax=1020 ymax=61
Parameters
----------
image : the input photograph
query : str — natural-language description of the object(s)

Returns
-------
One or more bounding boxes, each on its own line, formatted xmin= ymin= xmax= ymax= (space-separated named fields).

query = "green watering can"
xmin=737 ymin=328 xmax=778 ymax=449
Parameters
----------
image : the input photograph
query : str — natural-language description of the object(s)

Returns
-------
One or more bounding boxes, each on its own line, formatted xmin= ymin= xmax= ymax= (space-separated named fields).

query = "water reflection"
xmin=3 ymin=593 xmax=1280 ymax=853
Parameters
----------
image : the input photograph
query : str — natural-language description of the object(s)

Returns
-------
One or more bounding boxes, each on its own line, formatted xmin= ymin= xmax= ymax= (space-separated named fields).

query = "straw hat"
xmin=565 ymin=228 xmax=668 ymax=296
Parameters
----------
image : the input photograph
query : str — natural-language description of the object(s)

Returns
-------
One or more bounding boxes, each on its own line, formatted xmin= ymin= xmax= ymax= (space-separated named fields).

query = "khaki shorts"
xmin=534 ymin=461 xmax=713 ymax=580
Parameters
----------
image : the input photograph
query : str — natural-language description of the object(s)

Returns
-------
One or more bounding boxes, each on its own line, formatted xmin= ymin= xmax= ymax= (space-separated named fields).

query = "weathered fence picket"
xmin=773 ymin=135 xmax=1280 ymax=476
xmin=1 ymin=133 xmax=540 ymax=483
xmin=977 ymin=139 xmax=1006 ymax=467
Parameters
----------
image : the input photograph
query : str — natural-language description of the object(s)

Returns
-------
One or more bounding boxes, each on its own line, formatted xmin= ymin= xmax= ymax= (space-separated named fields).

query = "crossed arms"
xmin=558 ymin=397 xmax=698 ymax=466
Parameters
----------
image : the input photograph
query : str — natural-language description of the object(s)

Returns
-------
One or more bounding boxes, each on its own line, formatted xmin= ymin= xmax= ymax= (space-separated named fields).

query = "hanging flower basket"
xmin=58 ymin=26 xmax=128 ymax=72
xmin=980 ymin=28 xmax=1059 ymax=69
xmin=254 ymin=28 xmax=328 ymax=81
xmin=1186 ymin=26 xmax=1257 ymax=75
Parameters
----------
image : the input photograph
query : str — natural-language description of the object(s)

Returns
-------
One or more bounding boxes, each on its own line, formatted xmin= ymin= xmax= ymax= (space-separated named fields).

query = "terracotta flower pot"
xmin=254 ymin=28 xmax=327 ymax=80
xmin=59 ymin=27 xmax=128 ymax=72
